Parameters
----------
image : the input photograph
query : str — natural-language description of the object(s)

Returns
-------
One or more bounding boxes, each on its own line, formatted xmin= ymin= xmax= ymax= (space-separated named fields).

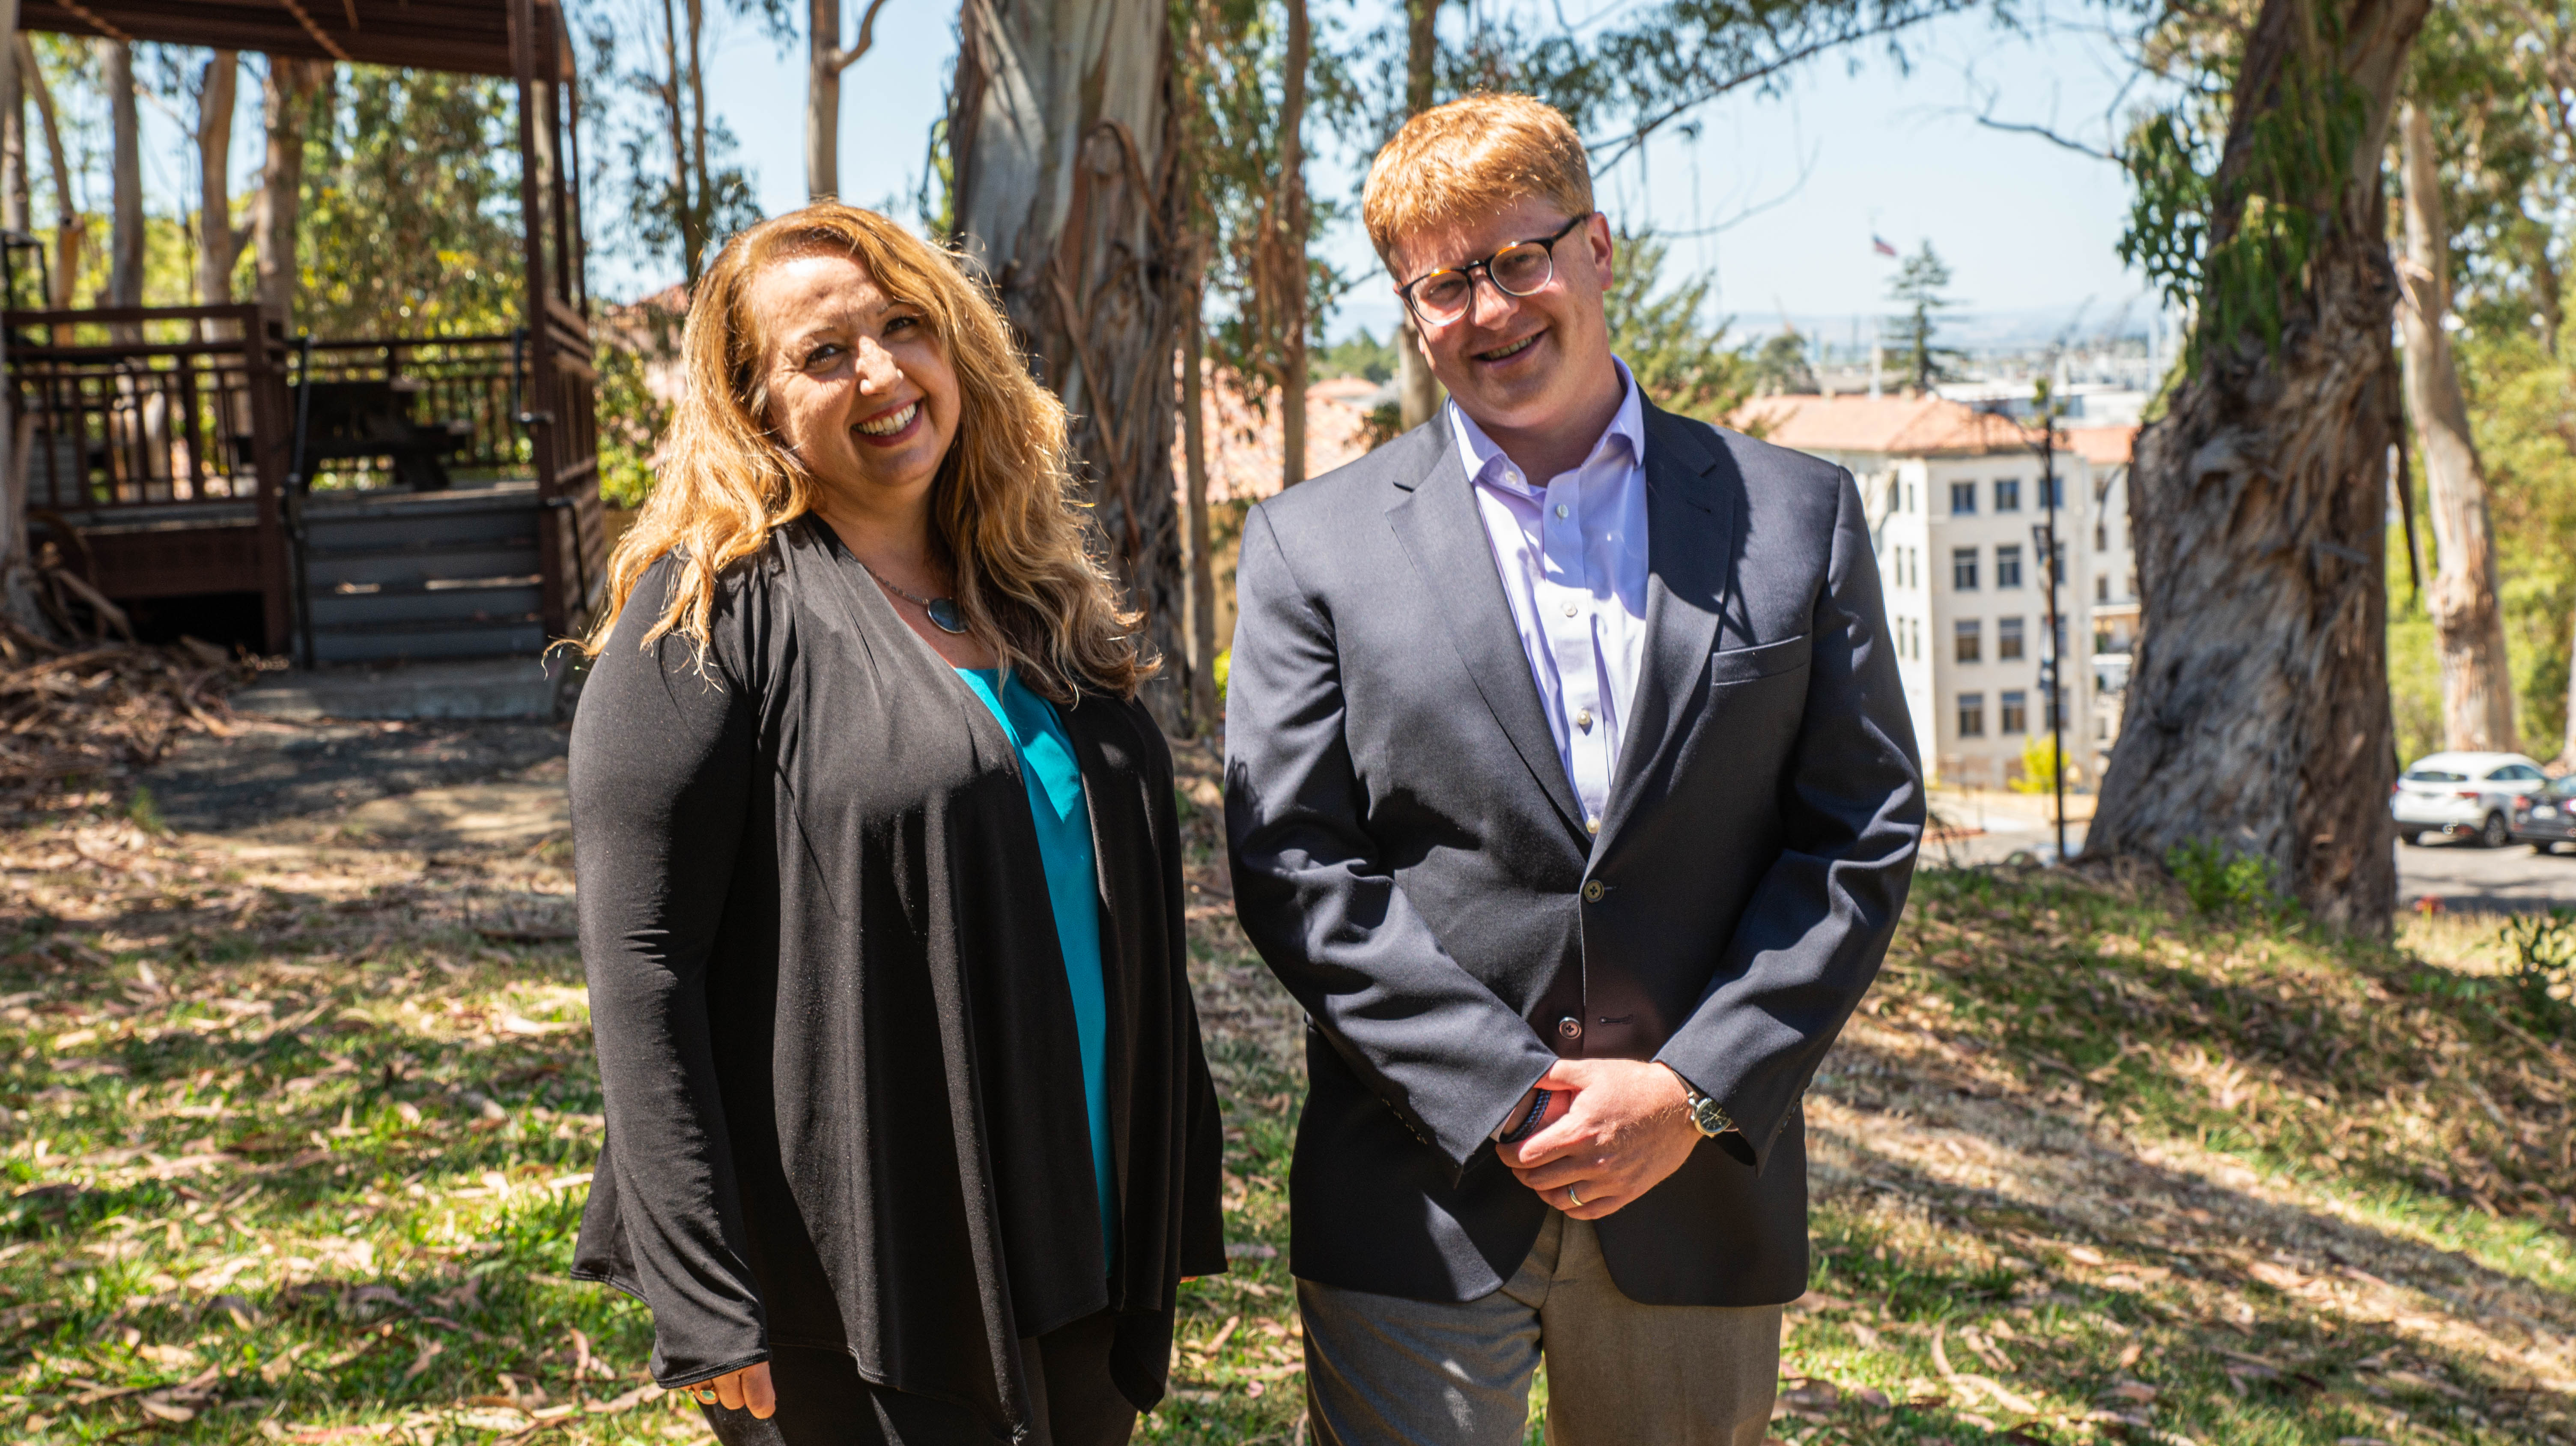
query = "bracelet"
xmin=1499 ymin=1088 xmax=1553 ymax=1145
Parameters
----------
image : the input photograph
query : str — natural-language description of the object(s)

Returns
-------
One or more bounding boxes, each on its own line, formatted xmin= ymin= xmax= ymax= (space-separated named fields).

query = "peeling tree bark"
xmin=2396 ymin=102 xmax=2516 ymax=754
xmin=2086 ymin=0 xmax=2431 ymax=934
xmin=949 ymin=0 xmax=1190 ymax=727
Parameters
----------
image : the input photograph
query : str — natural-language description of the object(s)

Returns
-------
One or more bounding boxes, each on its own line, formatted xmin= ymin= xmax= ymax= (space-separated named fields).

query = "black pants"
xmin=697 ymin=1312 xmax=1137 ymax=1446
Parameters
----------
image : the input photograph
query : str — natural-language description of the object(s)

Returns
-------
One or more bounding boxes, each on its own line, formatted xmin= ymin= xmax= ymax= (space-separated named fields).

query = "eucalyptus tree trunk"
xmin=2396 ymin=102 xmax=2516 ymax=754
xmin=197 ymin=52 xmax=248 ymax=314
xmin=0 ymin=25 xmax=23 ymax=238
xmin=102 ymin=41 xmax=140 ymax=311
xmin=18 ymin=36 xmax=79 ymax=314
xmin=1395 ymin=0 xmax=1443 ymax=430
xmin=949 ymin=0 xmax=1190 ymax=726
xmin=806 ymin=0 xmax=891 ymax=200
xmin=1272 ymin=0 xmax=1309 ymax=488
xmin=0 ymin=0 xmax=36 ymax=642
xmin=1180 ymin=297 xmax=1218 ymax=735
xmin=256 ymin=57 xmax=329 ymax=329
xmin=2563 ymin=619 xmax=2575 ymax=764
xmin=2086 ymin=0 xmax=2430 ymax=934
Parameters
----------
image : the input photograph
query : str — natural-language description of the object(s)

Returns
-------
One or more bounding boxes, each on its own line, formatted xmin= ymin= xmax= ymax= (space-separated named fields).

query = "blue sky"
xmin=687 ymin=1 xmax=2164 ymax=347
xmin=122 ymin=0 xmax=2162 ymax=347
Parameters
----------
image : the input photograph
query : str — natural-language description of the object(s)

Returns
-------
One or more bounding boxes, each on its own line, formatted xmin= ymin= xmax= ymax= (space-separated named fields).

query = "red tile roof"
xmin=1728 ymin=394 xmax=2036 ymax=457
xmin=2063 ymin=424 xmax=2137 ymax=466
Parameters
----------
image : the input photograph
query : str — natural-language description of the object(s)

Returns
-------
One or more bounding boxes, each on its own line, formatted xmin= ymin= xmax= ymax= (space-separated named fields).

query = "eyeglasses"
xmin=1395 ymin=214 xmax=1592 ymax=327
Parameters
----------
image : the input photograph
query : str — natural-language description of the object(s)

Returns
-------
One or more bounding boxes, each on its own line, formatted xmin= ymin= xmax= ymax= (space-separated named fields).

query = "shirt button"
xmin=1561 ymin=600 xmax=1578 ymax=618
xmin=1585 ymin=815 xmax=1600 ymax=836
xmin=1557 ymin=1015 xmax=1584 ymax=1040
xmin=1575 ymin=708 xmax=1593 ymax=732
xmin=1553 ymin=503 xmax=1569 ymax=520
xmin=1583 ymin=880 xmax=1605 ymax=902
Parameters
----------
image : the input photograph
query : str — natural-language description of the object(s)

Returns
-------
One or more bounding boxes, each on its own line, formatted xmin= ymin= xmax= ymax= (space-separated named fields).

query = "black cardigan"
xmin=567 ymin=521 xmax=1226 ymax=1438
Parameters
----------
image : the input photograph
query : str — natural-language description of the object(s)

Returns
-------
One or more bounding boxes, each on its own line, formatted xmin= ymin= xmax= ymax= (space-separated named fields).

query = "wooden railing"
xmin=5 ymin=305 xmax=287 ymax=511
xmin=301 ymin=333 xmax=535 ymax=488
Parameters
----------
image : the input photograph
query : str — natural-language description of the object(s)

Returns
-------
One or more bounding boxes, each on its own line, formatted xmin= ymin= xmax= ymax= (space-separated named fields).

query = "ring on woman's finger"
xmin=1566 ymin=1182 xmax=1584 ymax=1208
xmin=691 ymin=1386 xmax=722 ymax=1406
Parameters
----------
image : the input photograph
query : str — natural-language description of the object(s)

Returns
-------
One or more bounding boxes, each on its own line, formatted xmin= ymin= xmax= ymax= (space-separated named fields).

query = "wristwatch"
xmin=1676 ymin=1077 xmax=1734 ymax=1138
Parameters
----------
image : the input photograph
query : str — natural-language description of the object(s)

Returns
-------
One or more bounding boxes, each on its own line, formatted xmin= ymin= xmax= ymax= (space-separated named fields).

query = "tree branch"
xmin=1583 ymin=9 xmax=1952 ymax=175
xmin=1973 ymin=112 xmax=2118 ymax=161
xmin=827 ymin=0 xmax=894 ymax=75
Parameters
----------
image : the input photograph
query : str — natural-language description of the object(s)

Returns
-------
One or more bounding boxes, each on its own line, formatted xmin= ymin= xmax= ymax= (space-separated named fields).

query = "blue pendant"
xmin=925 ymin=598 xmax=968 ymax=634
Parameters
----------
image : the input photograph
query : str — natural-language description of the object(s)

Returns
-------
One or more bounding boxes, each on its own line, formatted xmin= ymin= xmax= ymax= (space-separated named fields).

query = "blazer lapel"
xmin=1595 ymin=404 xmax=1736 ymax=848
xmin=1384 ymin=425 xmax=1589 ymax=842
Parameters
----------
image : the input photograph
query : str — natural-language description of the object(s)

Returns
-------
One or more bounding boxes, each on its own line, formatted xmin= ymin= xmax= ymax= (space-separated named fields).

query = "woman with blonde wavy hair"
xmin=566 ymin=204 xmax=1225 ymax=1446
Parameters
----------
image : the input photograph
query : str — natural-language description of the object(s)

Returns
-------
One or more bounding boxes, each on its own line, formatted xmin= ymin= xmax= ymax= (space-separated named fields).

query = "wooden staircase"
xmin=300 ymin=483 xmax=552 ymax=663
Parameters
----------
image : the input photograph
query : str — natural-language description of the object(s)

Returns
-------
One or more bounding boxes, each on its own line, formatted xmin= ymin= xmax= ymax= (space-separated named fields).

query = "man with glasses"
xmin=1224 ymin=93 xmax=1923 ymax=1445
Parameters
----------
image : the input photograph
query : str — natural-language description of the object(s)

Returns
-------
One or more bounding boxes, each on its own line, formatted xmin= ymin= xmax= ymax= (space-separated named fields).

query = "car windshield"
xmin=2404 ymin=769 xmax=2468 ymax=783
xmin=2555 ymin=777 xmax=2576 ymax=798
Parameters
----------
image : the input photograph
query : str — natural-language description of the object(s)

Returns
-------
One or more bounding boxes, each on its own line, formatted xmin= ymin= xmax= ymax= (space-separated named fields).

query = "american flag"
xmin=1872 ymin=235 xmax=1899 ymax=257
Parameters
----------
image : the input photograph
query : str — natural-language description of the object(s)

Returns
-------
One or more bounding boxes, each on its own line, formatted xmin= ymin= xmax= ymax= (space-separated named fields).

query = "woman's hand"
xmin=680 ymin=1362 xmax=776 ymax=1418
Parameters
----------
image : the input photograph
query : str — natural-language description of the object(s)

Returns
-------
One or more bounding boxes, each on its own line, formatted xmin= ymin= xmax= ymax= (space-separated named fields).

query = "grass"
xmin=2 ymin=750 xmax=2573 ymax=1443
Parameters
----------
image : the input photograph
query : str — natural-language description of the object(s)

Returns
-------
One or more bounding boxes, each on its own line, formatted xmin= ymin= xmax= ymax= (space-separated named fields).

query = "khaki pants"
xmin=1299 ymin=1212 xmax=1783 ymax=1446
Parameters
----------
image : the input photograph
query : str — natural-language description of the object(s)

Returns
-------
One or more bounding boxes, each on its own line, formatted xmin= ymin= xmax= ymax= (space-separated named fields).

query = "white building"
xmin=1731 ymin=394 xmax=2139 ymax=789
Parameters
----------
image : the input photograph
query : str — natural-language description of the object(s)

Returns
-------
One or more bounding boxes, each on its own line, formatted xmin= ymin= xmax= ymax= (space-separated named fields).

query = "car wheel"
xmin=2537 ymin=841 xmax=2561 ymax=855
xmin=2398 ymin=830 xmax=2424 ymax=846
xmin=2481 ymin=812 xmax=2511 ymax=849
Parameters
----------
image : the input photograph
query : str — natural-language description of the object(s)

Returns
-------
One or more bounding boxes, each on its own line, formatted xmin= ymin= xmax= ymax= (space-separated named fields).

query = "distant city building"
xmin=1730 ymin=393 xmax=2138 ymax=789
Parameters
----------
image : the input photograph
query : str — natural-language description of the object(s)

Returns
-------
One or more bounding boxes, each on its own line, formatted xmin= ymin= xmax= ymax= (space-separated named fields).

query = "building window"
xmin=2051 ymin=544 xmax=2066 ymax=588
xmin=2000 ymin=690 xmax=2028 ymax=734
xmin=1958 ymin=693 xmax=1986 ymax=738
xmin=1995 ymin=545 xmax=2024 ymax=589
xmin=2094 ymin=521 xmax=2108 ymax=553
xmin=2039 ymin=475 xmax=2063 ymax=508
xmin=1952 ymin=548 xmax=1980 ymax=590
xmin=2046 ymin=684 xmax=2066 ymax=729
xmin=2096 ymin=574 xmax=2109 ymax=602
xmin=1997 ymin=617 xmax=2025 ymax=661
xmin=1955 ymin=619 xmax=1982 ymax=663
xmin=1907 ymin=482 xmax=1917 ymax=513
xmin=1994 ymin=478 xmax=2021 ymax=512
xmin=1950 ymin=481 xmax=1977 ymax=515
xmin=2054 ymin=617 xmax=2068 ymax=658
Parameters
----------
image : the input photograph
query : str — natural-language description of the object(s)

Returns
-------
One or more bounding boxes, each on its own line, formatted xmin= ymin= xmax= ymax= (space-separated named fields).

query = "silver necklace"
xmin=855 ymin=559 xmax=969 ymax=635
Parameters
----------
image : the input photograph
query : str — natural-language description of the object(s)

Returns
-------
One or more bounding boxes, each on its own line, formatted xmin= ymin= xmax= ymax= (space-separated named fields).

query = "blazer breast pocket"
xmin=1708 ymin=631 xmax=1812 ymax=688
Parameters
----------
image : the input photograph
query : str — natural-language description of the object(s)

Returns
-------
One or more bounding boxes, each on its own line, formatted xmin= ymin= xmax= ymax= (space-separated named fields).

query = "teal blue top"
xmin=954 ymin=667 xmax=1116 ymax=1266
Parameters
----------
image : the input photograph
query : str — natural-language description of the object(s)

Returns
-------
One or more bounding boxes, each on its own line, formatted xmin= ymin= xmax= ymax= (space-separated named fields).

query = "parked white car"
xmin=2392 ymin=752 xmax=2554 ymax=847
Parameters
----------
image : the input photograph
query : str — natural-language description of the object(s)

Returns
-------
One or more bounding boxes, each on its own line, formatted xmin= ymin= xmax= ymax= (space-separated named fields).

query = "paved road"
xmin=1925 ymin=794 xmax=2576 ymax=912
xmin=2393 ymin=833 xmax=2576 ymax=912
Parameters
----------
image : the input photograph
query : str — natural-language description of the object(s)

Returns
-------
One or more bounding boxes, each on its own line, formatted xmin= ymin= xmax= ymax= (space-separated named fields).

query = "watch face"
xmin=1691 ymin=1096 xmax=1727 ymax=1135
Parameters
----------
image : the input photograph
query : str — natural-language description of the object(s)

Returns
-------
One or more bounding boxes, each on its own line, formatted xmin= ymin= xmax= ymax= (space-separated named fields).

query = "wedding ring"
xmin=1566 ymin=1183 xmax=1584 ymax=1208
xmin=691 ymin=1386 xmax=722 ymax=1405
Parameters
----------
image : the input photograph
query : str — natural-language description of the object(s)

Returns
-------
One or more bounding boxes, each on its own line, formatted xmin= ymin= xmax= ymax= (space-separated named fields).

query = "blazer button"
xmin=1557 ymin=1015 xmax=1584 ymax=1040
xmin=1583 ymin=880 xmax=1605 ymax=902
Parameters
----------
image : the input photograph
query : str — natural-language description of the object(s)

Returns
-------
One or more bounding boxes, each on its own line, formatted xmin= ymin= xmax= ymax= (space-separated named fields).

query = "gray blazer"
xmin=1223 ymin=402 xmax=1923 ymax=1306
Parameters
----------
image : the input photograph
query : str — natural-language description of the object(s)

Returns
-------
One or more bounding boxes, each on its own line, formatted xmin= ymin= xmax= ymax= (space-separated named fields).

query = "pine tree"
xmin=1882 ymin=241 xmax=1965 ymax=393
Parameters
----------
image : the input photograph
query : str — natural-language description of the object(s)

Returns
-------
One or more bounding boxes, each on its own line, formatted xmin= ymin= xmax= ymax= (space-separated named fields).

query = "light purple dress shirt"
xmin=1449 ymin=359 xmax=1650 ymax=839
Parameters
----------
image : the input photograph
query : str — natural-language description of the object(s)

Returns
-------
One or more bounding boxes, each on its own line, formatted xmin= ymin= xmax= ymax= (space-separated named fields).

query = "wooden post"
xmin=248 ymin=308 xmax=292 ymax=654
xmin=513 ymin=0 xmax=566 ymax=638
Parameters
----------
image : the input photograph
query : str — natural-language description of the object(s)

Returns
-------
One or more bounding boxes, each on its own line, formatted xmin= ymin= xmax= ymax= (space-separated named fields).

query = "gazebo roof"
xmin=18 ymin=0 xmax=569 ymax=79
